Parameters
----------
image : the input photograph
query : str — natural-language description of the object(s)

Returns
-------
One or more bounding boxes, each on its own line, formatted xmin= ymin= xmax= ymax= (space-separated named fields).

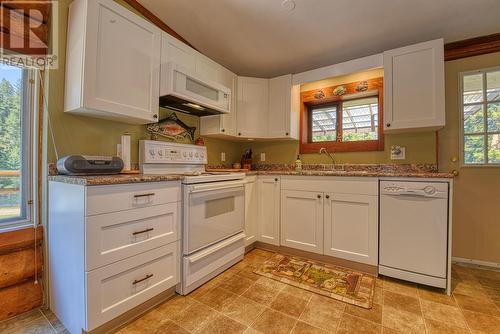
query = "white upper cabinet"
xmin=268 ymin=75 xmax=299 ymax=139
xmin=195 ymin=55 xmax=222 ymax=82
xmin=64 ymin=0 xmax=161 ymax=124
xmin=160 ymin=33 xmax=196 ymax=96
xmin=200 ymin=67 xmax=238 ymax=137
xmin=383 ymin=39 xmax=445 ymax=132
xmin=237 ymin=77 xmax=269 ymax=138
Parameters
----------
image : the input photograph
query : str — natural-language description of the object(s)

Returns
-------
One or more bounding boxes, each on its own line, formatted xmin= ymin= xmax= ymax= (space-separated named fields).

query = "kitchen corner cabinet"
xmin=323 ymin=193 xmax=378 ymax=265
xmin=383 ymin=38 xmax=445 ymax=132
xmin=244 ymin=176 xmax=258 ymax=246
xmin=200 ymin=68 xmax=238 ymax=137
xmin=281 ymin=190 xmax=323 ymax=253
xmin=257 ymin=176 xmax=281 ymax=245
xmin=268 ymin=75 xmax=299 ymax=139
xmin=237 ymin=77 xmax=270 ymax=138
xmin=64 ymin=0 xmax=161 ymax=124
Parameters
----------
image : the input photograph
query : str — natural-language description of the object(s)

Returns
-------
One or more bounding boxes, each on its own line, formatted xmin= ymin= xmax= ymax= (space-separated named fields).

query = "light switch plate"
xmin=221 ymin=152 xmax=226 ymax=162
xmin=260 ymin=153 xmax=266 ymax=162
xmin=391 ymin=146 xmax=406 ymax=160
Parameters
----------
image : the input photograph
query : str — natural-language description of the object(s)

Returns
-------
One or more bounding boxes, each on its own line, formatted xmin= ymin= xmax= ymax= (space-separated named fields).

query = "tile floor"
xmin=2 ymin=248 xmax=500 ymax=334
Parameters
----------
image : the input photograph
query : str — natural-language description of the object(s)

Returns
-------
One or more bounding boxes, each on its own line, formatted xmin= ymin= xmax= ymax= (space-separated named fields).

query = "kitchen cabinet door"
xmin=237 ymin=77 xmax=269 ymax=138
xmin=324 ymin=193 xmax=378 ymax=265
xmin=195 ymin=53 xmax=221 ymax=82
xmin=268 ymin=74 xmax=299 ymax=139
xmin=65 ymin=0 xmax=161 ymax=124
xmin=200 ymin=68 xmax=238 ymax=137
xmin=160 ymin=32 xmax=197 ymax=96
xmin=257 ymin=176 xmax=280 ymax=246
xmin=281 ymin=190 xmax=323 ymax=254
xmin=383 ymin=39 xmax=445 ymax=132
xmin=244 ymin=177 xmax=258 ymax=246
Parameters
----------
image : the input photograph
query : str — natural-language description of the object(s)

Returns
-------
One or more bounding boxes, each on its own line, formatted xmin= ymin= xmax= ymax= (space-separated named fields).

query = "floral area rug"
xmin=254 ymin=253 xmax=375 ymax=309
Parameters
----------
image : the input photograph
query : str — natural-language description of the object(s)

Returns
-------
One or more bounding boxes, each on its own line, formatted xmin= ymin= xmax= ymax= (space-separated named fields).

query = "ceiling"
xmin=138 ymin=0 xmax=500 ymax=78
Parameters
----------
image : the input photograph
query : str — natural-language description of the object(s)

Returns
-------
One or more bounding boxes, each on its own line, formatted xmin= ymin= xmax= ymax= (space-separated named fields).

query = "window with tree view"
xmin=462 ymin=68 xmax=500 ymax=165
xmin=0 ymin=64 xmax=33 ymax=227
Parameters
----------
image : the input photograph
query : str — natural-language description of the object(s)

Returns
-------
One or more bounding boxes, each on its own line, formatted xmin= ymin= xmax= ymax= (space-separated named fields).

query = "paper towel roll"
xmin=121 ymin=133 xmax=131 ymax=171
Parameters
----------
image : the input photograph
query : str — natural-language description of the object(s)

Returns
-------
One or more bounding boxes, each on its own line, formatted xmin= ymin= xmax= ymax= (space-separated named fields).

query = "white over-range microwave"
xmin=160 ymin=63 xmax=231 ymax=116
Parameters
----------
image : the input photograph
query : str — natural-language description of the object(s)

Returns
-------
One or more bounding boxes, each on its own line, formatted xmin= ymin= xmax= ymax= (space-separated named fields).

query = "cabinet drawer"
xmin=85 ymin=243 xmax=179 ymax=331
xmin=86 ymin=182 xmax=180 ymax=216
xmin=86 ymin=203 xmax=180 ymax=270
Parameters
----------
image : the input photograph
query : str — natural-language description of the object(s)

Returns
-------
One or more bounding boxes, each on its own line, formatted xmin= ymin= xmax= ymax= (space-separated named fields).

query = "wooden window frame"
xmin=300 ymin=77 xmax=384 ymax=154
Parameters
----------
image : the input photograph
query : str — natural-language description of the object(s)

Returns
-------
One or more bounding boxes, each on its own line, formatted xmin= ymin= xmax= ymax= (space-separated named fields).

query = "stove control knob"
xmin=149 ymin=149 xmax=155 ymax=156
xmin=158 ymin=150 xmax=163 ymax=156
xmin=183 ymin=151 xmax=187 ymax=157
xmin=200 ymin=152 xmax=205 ymax=158
xmin=195 ymin=152 xmax=199 ymax=158
xmin=189 ymin=152 xmax=193 ymax=157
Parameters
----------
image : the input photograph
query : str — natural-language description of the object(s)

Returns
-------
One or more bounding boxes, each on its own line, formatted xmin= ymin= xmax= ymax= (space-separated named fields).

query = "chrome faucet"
xmin=319 ymin=147 xmax=335 ymax=164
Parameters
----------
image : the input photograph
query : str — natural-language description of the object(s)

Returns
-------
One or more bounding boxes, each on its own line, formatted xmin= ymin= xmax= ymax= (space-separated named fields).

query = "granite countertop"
xmin=48 ymin=174 xmax=184 ymax=186
xmin=208 ymin=163 xmax=455 ymax=179
xmin=242 ymin=170 xmax=454 ymax=178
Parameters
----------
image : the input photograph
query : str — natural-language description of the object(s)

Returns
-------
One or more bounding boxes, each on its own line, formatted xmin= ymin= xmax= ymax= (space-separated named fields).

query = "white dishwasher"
xmin=379 ymin=180 xmax=449 ymax=288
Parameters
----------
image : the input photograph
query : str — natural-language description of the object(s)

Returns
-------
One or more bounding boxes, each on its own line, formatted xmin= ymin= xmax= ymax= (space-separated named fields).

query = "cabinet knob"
xmin=153 ymin=114 xmax=158 ymax=119
xmin=325 ymin=195 xmax=330 ymax=199
xmin=386 ymin=123 xmax=391 ymax=127
xmin=317 ymin=194 xmax=322 ymax=199
xmin=238 ymin=132 xmax=241 ymax=136
xmin=274 ymin=178 xmax=278 ymax=182
xmin=221 ymin=128 xmax=225 ymax=132
xmin=285 ymin=132 xmax=289 ymax=136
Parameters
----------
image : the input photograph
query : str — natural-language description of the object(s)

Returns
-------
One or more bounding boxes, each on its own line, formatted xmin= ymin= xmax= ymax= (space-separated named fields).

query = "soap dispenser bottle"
xmin=295 ymin=155 xmax=302 ymax=173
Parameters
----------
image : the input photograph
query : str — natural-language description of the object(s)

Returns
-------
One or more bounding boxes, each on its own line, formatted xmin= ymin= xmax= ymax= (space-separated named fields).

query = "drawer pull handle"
xmin=134 ymin=193 xmax=155 ymax=198
xmin=132 ymin=228 xmax=154 ymax=236
xmin=132 ymin=274 xmax=153 ymax=285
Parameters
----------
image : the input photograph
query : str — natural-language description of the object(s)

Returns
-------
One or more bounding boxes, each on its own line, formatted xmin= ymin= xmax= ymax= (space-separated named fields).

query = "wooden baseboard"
xmin=245 ymin=243 xmax=257 ymax=254
xmin=452 ymin=257 xmax=500 ymax=269
xmin=86 ymin=287 xmax=176 ymax=334
xmin=254 ymin=242 xmax=378 ymax=276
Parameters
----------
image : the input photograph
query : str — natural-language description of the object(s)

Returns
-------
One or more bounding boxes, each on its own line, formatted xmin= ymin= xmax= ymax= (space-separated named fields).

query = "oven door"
xmin=183 ymin=180 xmax=245 ymax=255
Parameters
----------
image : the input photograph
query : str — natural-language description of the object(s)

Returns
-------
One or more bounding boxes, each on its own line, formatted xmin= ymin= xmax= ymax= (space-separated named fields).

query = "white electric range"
xmin=139 ymin=140 xmax=246 ymax=294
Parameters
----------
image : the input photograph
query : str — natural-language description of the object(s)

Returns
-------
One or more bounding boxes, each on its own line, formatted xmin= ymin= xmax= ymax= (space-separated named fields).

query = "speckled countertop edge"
xmin=48 ymin=174 xmax=184 ymax=186
xmin=242 ymin=170 xmax=454 ymax=178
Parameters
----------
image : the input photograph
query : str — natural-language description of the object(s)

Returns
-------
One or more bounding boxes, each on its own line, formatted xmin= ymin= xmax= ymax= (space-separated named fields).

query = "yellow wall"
xmin=46 ymin=0 xmax=240 ymax=166
xmin=439 ymin=51 xmax=500 ymax=264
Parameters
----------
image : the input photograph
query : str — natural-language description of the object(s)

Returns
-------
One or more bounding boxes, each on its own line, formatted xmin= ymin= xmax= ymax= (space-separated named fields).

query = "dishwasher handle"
xmin=381 ymin=186 xmax=447 ymax=199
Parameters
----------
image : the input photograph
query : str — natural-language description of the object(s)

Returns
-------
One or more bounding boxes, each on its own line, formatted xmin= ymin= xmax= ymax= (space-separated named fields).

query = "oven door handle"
xmin=187 ymin=180 xmax=246 ymax=194
xmin=188 ymin=232 xmax=245 ymax=263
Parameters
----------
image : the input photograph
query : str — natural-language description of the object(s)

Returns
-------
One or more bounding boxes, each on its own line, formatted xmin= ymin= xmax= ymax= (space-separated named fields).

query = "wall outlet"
xmin=221 ymin=152 xmax=226 ymax=162
xmin=391 ymin=146 xmax=406 ymax=160
xmin=260 ymin=152 xmax=266 ymax=162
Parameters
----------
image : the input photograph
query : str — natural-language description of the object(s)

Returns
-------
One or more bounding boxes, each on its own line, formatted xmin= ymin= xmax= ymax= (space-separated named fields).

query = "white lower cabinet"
xmin=278 ymin=176 xmax=379 ymax=266
xmin=244 ymin=176 xmax=258 ymax=246
xmin=257 ymin=176 xmax=280 ymax=245
xmin=49 ymin=181 xmax=181 ymax=334
xmin=323 ymin=193 xmax=378 ymax=265
xmin=86 ymin=243 xmax=179 ymax=330
xmin=280 ymin=190 xmax=323 ymax=254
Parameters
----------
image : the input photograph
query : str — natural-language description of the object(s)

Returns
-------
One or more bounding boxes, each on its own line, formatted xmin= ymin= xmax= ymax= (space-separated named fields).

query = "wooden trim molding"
xmin=444 ymin=33 xmax=500 ymax=61
xmin=299 ymin=77 xmax=384 ymax=154
xmin=122 ymin=0 xmax=196 ymax=50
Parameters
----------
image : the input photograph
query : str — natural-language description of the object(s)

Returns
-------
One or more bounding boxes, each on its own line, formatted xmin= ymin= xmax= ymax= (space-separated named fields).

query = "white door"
xmin=324 ymin=193 xmax=378 ymax=265
xmin=281 ymin=190 xmax=323 ymax=254
xmin=184 ymin=181 xmax=245 ymax=254
xmin=237 ymin=77 xmax=269 ymax=138
xmin=257 ymin=176 xmax=280 ymax=245
xmin=244 ymin=178 xmax=258 ymax=246
xmin=383 ymin=39 xmax=445 ymax=132
xmin=268 ymin=74 xmax=292 ymax=138
xmin=160 ymin=32 xmax=196 ymax=96
xmin=85 ymin=0 xmax=160 ymax=123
